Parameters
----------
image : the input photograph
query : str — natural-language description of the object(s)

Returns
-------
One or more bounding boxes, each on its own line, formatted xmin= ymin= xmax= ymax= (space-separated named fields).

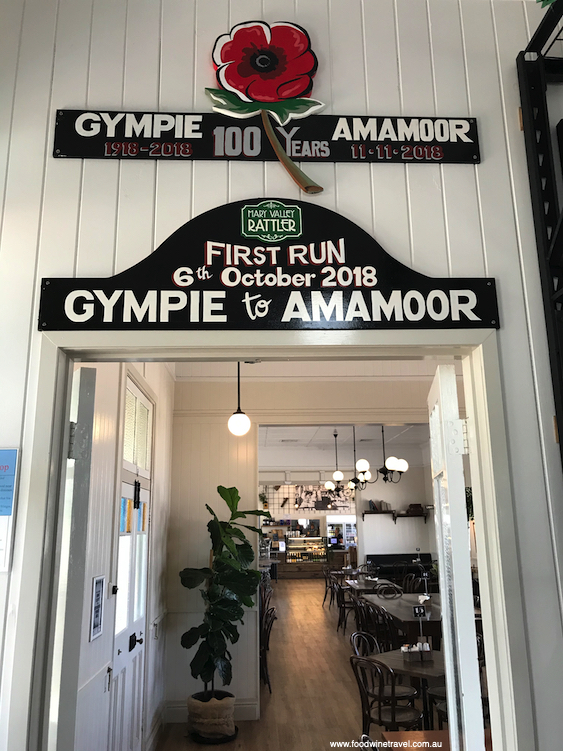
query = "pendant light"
xmin=350 ymin=425 xmax=409 ymax=489
xmin=227 ymin=362 xmax=251 ymax=436
xmin=325 ymin=429 xmax=344 ymax=491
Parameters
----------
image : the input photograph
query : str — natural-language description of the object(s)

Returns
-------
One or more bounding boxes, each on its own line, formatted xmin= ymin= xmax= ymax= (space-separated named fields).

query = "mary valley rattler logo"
xmin=241 ymin=200 xmax=302 ymax=242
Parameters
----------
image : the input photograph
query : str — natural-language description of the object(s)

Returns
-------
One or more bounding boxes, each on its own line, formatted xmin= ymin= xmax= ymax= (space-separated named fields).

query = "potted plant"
xmin=179 ymin=485 xmax=270 ymax=744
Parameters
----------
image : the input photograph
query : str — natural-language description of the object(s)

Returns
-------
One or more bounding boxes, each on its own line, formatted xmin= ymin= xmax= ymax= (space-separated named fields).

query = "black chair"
xmin=350 ymin=631 xmax=380 ymax=657
xmin=363 ymin=603 xmax=396 ymax=652
xmin=435 ymin=700 xmax=448 ymax=729
xmin=350 ymin=593 xmax=367 ymax=633
xmin=335 ymin=581 xmax=354 ymax=635
xmin=322 ymin=565 xmax=332 ymax=607
xmin=350 ymin=656 xmax=423 ymax=735
xmin=259 ymin=606 xmax=277 ymax=693
xmin=392 ymin=561 xmax=408 ymax=584
xmin=411 ymin=577 xmax=426 ymax=593
xmin=375 ymin=582 xmax=403 ymax=599
xmin=402 ymin=573 xmax=415 ymax=592
xmin=427 ymin=684 xmax=447 ymax=729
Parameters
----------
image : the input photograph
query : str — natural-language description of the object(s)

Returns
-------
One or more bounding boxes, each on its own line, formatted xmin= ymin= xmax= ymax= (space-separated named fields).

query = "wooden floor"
xmin=156 ymin=579 xmax=386 ymax=751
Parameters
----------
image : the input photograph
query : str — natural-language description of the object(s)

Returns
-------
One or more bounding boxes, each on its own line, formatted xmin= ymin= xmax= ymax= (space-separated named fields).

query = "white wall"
xmin=357 ymin=466 xmax=435 ymax=562
xmin=167 ymin=391 xmax=259 ymax=722
xmin=1 ymin=1 xmax=563 ymax=749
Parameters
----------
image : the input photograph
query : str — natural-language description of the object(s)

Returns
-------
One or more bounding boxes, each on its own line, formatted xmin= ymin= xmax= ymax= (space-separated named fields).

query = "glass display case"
xmin=285 ymin=536 xmax=327 ymax=563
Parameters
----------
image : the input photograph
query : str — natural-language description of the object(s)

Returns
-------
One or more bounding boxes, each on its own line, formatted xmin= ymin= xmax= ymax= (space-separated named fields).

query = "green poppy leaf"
xmin=205 ymin=89 xmax=262 ymax=119
xmin=263 ymin=98 xmax=325 ymax=126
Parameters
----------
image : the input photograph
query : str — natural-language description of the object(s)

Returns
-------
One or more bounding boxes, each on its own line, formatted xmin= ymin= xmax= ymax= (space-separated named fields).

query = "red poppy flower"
xmin=213 ymin=21 xmax=318 ymax=104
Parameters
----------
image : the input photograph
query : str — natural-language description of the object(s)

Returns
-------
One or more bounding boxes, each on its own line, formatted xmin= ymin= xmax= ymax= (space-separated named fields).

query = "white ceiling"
xmin=258 ymin=423 xmax=430 ymax=472
xmin=175 ymin=357 xmax=461 ymax=382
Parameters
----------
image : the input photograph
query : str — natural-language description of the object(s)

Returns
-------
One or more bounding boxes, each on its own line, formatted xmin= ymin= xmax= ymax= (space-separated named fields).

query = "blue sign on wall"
xmin=0 ymin=449 xmax=18 ymax=516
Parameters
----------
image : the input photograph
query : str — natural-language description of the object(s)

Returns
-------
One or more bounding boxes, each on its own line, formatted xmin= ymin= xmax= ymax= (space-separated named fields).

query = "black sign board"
xmin=39 ymin=198 xmax=499 ymax=332
xmin=53 ymin=110 xmax=480 ymax=165
xmin=413 ymin=605 xmax=427 ymax=618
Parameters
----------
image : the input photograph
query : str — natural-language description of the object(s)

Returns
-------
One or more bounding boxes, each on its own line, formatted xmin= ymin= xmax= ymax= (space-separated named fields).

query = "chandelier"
xmin=350 ymin=425 xmax=409 ymax=489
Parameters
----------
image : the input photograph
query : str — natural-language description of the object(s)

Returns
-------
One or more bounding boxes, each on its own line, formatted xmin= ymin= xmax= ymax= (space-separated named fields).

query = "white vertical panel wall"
xmin=0 ymin=1 xmax=562 ymax=749
xmin=167 ymin=411 xmax=259 ymax=721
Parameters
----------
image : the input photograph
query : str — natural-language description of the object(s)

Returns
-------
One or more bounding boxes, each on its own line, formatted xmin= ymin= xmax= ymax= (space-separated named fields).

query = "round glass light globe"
xmin=325 ymin=480 xmax=336 ymax=490
xmin=385 ymin=456 xmax=399 ymax=471
xmin=396 ymin=459 xmax=409 ymax=473
xmin=348 ymin=480 xmax=356 ymax=490
xmin=227 ymin=411 xmax=251 ymax=436
xmin=356 ymin=458 xmax=370 ymax=472
xmin=363 ymin=470 xmax=372 ymax=481
xmin=333 ymin=470 xmax=344 ymax=481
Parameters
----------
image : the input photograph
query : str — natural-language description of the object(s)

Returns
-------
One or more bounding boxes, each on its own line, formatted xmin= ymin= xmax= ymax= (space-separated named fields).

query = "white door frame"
xmin=6 ymin=327 xmax=533 ymax=751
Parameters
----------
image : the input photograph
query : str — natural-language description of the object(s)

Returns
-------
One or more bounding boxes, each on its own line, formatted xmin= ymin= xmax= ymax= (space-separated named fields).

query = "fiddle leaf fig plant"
xmin=179 ymin=485 xmax=271 ymax=689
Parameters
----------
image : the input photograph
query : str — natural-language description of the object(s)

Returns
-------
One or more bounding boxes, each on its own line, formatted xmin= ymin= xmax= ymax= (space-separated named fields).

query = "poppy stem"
xmin=260 ymin=110 xmax=323 ymax=194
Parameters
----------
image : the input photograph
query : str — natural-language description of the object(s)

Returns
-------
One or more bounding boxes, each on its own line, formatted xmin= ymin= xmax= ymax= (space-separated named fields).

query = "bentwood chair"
xmin=350 ymin=657 xmax=423 ymax=735
xmin=335 ymin=581 xmax=354 ymax=634
xmin=322 ymin=565 xmax=332 ymax=607
xmin=350 ymin=631 xmax=380 ymax=657
xmin=259 ymin=606 xmax=277 ymax=693
xmin=350 ymin=593 xmax=367 ymax=632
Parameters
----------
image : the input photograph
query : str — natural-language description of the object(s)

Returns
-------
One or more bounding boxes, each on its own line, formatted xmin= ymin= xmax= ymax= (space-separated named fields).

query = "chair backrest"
xmin=363 ymin=603 xmax=395 ymax=652
xmin=260 ymin=606 xmax=277 ymax=650
xmin=350 ymin=631 xmax=380 ymax=657
xmin=392 ymin=560 xmax=408 ymax=583
xmin=376 ymin=582 xmax=403 ymax=599
xmin=350 ymin=656 xmax=400 ymax=726
xmin=349 ymin=593 xmax=366 ymax=632
xmin=411 ymin=577 xmax=426 ymax=593
xmin=402 ymin=573 xmax=415 ymax=592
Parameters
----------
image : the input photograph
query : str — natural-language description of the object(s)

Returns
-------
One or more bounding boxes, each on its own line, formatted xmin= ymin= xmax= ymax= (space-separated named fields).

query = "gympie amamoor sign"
xmin=38 ymin=199 xmax=499 ymax=332
xmin=53 ymin=110 xmax=480 ymax=165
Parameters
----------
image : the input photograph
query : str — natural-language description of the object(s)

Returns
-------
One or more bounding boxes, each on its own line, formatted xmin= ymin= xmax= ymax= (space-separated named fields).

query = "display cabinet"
xmin=285 ymin=536 xmax=327 ymax=563
xmin=277 ymin=537 xmax=327 ymax=579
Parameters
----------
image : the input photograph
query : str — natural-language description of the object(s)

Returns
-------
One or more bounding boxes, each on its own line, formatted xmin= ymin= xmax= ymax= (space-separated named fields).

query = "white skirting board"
xmin=145 ymin=712 xmax=165 ymax=751
xmin=164 ymin=700 xmax=259 ymax=723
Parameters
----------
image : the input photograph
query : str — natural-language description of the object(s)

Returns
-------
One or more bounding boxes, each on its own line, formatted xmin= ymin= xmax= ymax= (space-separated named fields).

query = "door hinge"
xmin=68 ymin=421 xmax=78 ymax=460
xmin=445 ymin=419 xmax=469 ymax=455
xmin=106 ymin=666 xmax=113 ymax=692
xmin=133 ymin=479 xmax=141 ymax=509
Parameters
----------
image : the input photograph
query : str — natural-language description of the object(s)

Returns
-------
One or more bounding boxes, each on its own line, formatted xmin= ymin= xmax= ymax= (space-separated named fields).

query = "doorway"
xmin=23 ymin=332 xmax=528 ymax=748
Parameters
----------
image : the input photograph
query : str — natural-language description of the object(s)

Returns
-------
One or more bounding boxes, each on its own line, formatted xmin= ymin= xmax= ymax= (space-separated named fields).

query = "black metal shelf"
xmin=392 ymin=511 xmax=428 ymax=524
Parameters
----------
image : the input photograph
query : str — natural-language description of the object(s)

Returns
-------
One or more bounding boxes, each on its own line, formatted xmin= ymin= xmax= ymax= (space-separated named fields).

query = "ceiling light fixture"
xmin=325 ymin=429 xmax=345 ymax=491
xmin=227 ymin=362 xmax=251 ymax=436
xmin=351 ymin=425 xmax=409 ymax=489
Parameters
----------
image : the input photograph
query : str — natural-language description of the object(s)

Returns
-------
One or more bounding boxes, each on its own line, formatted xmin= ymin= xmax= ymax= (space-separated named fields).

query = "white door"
xmin=428 ymin=365 xmax=484 ymax=751
xmin=108 ymin=379 xmax=152 ymax=751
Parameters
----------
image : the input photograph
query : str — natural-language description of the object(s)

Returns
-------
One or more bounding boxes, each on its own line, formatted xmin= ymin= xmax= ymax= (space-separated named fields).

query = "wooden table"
xmin=367 ymin=648 xmax=445 ymax=730
xmin=382 ymin=728 xmax=492 ymax=749
xmin=363 ymin=592 xmax=442 ymax=650
xmin=345 ymin=577 xmax=395 ymax=593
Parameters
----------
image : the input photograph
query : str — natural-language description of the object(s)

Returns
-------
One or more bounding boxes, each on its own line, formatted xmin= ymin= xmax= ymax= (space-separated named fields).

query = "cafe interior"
xmin=253 ymin=413 xmax=487 ymax=748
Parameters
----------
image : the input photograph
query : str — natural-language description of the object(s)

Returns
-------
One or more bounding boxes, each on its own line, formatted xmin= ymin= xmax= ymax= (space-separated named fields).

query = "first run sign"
xmin=39 ymin=199 xmax=499 ymax=332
